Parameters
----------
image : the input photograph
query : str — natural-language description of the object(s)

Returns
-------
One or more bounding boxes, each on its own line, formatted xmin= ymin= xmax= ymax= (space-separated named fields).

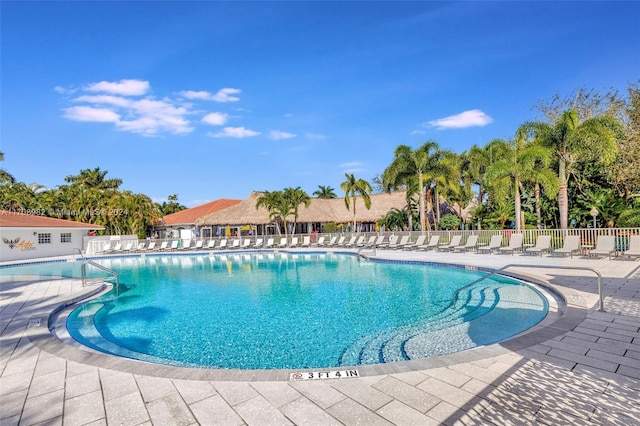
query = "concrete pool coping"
xmin=18 ymin=251 xmax=584 ymax=381
xmin=2 ymin=248 xmax=639 ymax=425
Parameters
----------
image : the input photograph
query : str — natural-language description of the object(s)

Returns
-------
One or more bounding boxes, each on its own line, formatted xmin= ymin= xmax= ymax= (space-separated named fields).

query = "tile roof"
xmin=161 ymin=199 xmax=242 ymax=225
xmin=0 ymin=210 xmax=105 ymax=229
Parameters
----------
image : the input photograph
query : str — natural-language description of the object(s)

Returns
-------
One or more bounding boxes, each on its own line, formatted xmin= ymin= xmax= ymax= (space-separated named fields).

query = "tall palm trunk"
xmin=434 ymin=187 xmax=441 ymax=230
xmin=514 ymin=177 xmax=522 ymax=231
xmin=558 ymin=158 xmax=569 ymax=230
xmin=352 ymin=196 xmax=357 ymax=231
xmin=535 ymin=183 xmax=542 ymax=229
xmin=425 ymin=187 xmax=434 ymax=231
xmin=418 ymin=173 xmax=425 ymax=232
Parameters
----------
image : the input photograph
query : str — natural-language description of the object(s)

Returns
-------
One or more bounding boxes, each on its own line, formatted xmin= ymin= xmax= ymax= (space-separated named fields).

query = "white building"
xmin=0 ymin=210 xmax=104 ymax=262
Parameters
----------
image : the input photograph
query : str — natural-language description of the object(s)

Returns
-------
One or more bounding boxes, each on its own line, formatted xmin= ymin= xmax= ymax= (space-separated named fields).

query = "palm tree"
xmin=256 ymin=191 xmax=286 ymax=236
xmin=340 ymin=173 xmax=372 ymax=232
xmin=521 ymin=145 xmax=558 ymax=229
xmin=527 ymin=110 xmax=622 ymax=229
xmin=429 ymin=150 xmax=460 ymax=228
xmin=0 ymin=151 xmax=15 ymax=184
xmin=64 ymin=167 xmax=122 ymax=191
xmin=379 ymin=208 xmax=407 ymax=231
xmin=382 ymin=141 xmax=441 ymax=232
xmin=158 ymin=194 xmax=186 ymax=215
xmin=486 ymin=128 xmax=555 ymax=230
xmin=313 ymin=185 xmax=337 ymax=199
xmin=283 ymin=187 xmax=311 ymax=234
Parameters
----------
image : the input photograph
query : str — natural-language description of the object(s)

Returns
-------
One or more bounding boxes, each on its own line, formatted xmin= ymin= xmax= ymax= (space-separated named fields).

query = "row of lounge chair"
xmin=98 ymin=234 xmax=640 ymax=260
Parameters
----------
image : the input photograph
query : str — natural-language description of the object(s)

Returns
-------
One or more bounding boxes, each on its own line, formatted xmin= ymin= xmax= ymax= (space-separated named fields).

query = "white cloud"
xmin=340 ymin=161 xmax=366 ymax=174
xmin=85 ymin=79 xmax=150 ymax=96
xmin=60 ymin=80 xmax=247 ymax=136
xmin=66 ymin=94 xmax=192 ymax=135
xmin=63 ymin=106 xmax=120 ymax=122
xmin=201 ymin=112 xmax=229 ymax=126
xmin=269 ymin=130 xmax=297 ymax=140
xmin=426 ymin=109 xmax=493 ymax=130
xmin=211 ymin=88 xmax=241 ymax=102
xmin=180 ymin=88 xmax=241 ymax=102
xmin=305 ymin=132 xmax=327 ymax=140
xmin=340 ymin=161 xmax=364 ymax=168
xmin=208 ymin=127 xmax=260 ymax=138
xmin=74 ymin=95 xmax=133 ymax=108
xmin=411 ymin=129 xmax=427 ymax=135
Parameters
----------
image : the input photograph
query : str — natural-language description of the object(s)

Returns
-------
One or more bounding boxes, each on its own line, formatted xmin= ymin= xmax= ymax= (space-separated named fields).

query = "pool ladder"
xmin=74 ymin=248 xmax=120 ymax=295
xmin=452 ymin=264 xmax=605 ymax=312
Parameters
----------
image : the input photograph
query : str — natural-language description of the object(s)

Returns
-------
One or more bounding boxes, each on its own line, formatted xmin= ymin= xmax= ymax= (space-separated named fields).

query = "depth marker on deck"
xmin=289 ymin=370 xmax=359 ymax=381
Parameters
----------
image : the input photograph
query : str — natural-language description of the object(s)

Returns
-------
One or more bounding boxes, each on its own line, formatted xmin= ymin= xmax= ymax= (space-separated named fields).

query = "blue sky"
xmin=2 ymin=1 xmax=638 ymax=207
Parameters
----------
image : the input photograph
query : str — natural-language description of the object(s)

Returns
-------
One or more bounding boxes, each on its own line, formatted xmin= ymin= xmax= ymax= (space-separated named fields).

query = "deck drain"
xmin=570 ymin=294 xmax=586 ymax=304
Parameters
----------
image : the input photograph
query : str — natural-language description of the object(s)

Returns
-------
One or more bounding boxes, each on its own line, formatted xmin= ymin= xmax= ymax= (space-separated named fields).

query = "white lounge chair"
xmin=229 ymin=239 xmax=241 ymax=249
xmin=110 ymin=242 xmax=123 ymax=253
xmin=168 ymin=240 xmax=179 ymax=251
xmin=290 ymin=237 xmax=299 ymax=247
xmin=589 ymin=235 xmax=616 ymax=260
xmin=477 ymin=235 xmax=503 ymax=254
xmin=191 ymin=240 xmax=204 ymax=251
xmin=253 ymin=238 xmax=264 ymax=249
xmin=349 ymin=236 xmax=366 ymax=247
xmin=333 ymin=236 xmax=346 ymax=247
xmin=157 ymin=241 xmax=169 ymax=251
xmin=100 ymin=242 xmax=113 ymax=253
xmin=359 ymin=236 xmax=376 ymax=248
xmin=524 ymin=235 xmax=552 ymax=257
xmin=403 ymin=235 xmax=426 ymax=250
xmin=453 ymin=235 xmax=478 ymax=252
xmin=314 ymin=236 xmax=326 ymax=247
xmin=553 ymin=235 xmax=581 ymax=258
xmin=178 ymin=240 xmax=192 ymax=250
xmin=417 ymin=235 xmax=440 ymax=251
xmin=205 ymin=240 xmax=216 ymax=250
xmin=217 ymin=239 xmax=228 ymax=250
xmin=438 ymin=235 xmax=463 ymax=252
xmin=499 ymin=233 xmax=523 ymax=255
xmin=301 ymin=236 xmax=311 ymax=247
xmin=142 ymin=241 xmax=156 ymax=252
xmin=121 ymin=242 xmax=135 ymax=253
xmin=264 ymin=238 xmax=275 ymax=248
xmin=378 ymin=235 xmax=398 ymax=249
xmin=339 ymin=236 xmax=357 ymax=247
xmin=135 ymin=242 xmax=146 ymax=252
xmin=371 ymin=235 xmax=386 ymax=248
xmin=239 ymin=239 xmax=251 ymax=249
xmin=278 ymin=237 xmax=288 ymax=248
xmin=389 ymin=235 xmax=410 ymax=250
xmin=326 ymin=236 xmax=338 ymax=247
xmin=623 ymin=235 xmax=640 ymax=260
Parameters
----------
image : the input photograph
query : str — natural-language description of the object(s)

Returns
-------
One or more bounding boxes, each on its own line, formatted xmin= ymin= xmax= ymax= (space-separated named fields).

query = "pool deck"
xmin=1 ymin=249 xmax=639 ymax=425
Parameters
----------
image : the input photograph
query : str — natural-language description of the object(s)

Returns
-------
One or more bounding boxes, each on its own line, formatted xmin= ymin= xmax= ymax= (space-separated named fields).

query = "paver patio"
xmin=1 ymin=250 xmax=639 ymax=425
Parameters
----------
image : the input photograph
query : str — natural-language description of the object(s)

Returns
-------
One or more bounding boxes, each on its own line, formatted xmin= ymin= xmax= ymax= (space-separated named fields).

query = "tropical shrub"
xmin=438 ymin=214 xmax=462 ymax=230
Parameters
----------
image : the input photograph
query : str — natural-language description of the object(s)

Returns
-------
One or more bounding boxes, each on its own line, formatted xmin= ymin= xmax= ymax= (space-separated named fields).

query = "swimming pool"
xmin=54 ymin=252 xmax=549 ymax=370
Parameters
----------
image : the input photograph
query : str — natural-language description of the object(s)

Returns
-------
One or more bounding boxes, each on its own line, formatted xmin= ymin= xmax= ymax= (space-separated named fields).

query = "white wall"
xmin=0 ymin=228 xmax=88 ymax=262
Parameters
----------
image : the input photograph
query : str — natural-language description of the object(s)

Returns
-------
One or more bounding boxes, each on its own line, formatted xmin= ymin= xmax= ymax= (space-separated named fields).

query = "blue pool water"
xmin=54 ymin=253 xmax=549 ymax=369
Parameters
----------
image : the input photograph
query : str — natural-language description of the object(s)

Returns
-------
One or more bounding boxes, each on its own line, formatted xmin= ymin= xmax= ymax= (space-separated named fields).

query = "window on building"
xmin=38 ymin=233 xmax=51 ymax=244
xmin=61 ymin=233 xmax=72 ymax=243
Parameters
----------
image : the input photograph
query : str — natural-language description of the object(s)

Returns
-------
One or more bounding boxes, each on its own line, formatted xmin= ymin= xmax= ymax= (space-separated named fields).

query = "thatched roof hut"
xmin=195 ymin=191 xmax=409 ymax=226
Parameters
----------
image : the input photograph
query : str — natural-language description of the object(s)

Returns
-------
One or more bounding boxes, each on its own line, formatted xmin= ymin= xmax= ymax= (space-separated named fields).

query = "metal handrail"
xmin=81 ymin=260 xmax=119 ymax=295
xmin=72 ymin=248 xmax=85 ymax=261
xmin=452 ymin=264 xmax=605 ymax=312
